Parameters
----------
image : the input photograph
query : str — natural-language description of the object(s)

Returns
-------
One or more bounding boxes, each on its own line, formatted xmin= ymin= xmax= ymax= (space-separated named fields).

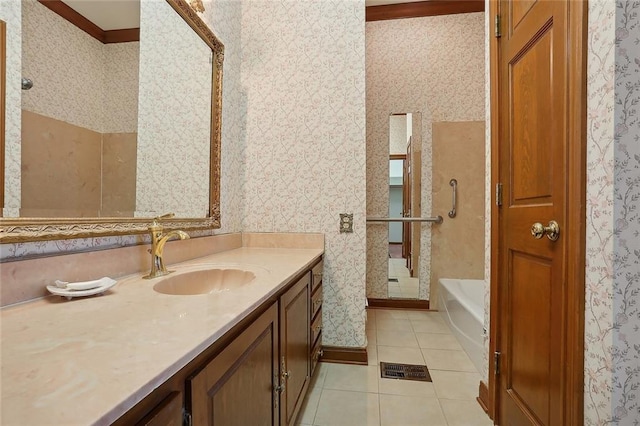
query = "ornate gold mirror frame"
xmin=0 ymin=0 xmax=223 ymax=243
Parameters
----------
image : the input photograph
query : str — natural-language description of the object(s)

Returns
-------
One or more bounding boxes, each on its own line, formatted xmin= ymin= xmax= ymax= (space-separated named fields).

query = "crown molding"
xmin=366 ymin=1 xmax=485 ymax=22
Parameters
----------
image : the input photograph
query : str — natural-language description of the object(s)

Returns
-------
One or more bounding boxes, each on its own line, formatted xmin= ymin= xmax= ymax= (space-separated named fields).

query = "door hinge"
xmin=496 ymin=183 xmax=503 ymax=207
xmin=494 ymin=351 xmax=501 ymax=376
xmin=495 ymin=14 xmax=502 ymax=38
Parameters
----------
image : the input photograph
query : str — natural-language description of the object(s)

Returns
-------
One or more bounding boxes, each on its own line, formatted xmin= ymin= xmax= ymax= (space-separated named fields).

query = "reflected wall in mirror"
xmin=386 ymin=112 xmax=421 ymax=300
xmin=135 ymin=0 xmax=212 ymax=218
xmin=0 ymin=0 xmax=224 ymax=242
xmin=21 ymin=0 xmax=140 ymax=217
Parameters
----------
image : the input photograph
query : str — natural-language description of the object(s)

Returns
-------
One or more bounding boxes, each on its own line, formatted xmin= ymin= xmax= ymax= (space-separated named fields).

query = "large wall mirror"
xmin=0 ymin=0 xmax=223 ymax=242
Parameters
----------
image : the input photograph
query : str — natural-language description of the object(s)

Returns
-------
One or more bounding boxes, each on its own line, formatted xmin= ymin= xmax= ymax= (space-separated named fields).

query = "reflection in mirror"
xmin=387 ymin=113 xmax=421 ymax=299
xmin=17 ymin=0 xmax=212 ymax=219
xmin=20 ymin=0 xmax=140 ymax=217
xmin=134 ymin=0 xmax=212 ymax=218
xmin=0 ymin=0 xmax=224 ymax=242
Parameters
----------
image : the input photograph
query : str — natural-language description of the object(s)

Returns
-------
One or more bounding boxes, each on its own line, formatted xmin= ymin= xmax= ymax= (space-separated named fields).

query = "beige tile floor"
xmin=297 ymin=309 xmax=493 ymax=426
xmin=388 ymin=258 xmax=419 ymax=299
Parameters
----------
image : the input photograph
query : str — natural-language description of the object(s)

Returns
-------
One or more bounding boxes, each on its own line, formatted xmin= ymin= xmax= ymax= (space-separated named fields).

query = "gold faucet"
xmin=143 ymin=214 xmax=190 ymax=279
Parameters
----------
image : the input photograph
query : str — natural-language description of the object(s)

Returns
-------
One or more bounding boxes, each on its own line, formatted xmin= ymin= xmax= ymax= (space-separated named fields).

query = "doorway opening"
xmin=388 ymin=154 xmax=419 ymax=299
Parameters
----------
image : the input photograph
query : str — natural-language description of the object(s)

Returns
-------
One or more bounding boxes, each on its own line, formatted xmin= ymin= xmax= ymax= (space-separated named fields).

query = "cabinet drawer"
xmin=311 ymin=285 xmax=322 ymax=319
xmin=311 ymin=308 xmax=322 ymax=346
xmin=311 ymin=259 xmax=324 ymax=292
xmin=310 ymin=335 xmax=323 ymax=378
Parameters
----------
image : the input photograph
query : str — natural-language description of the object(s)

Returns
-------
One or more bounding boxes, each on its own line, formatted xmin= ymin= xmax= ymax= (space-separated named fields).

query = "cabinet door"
xmin=135 ymin=392 xmax=182 ymax=426
xmin=279 ymin=273 xmax=311 ymax=426
xmin=188 ymin=303 xmax=279 ymax=426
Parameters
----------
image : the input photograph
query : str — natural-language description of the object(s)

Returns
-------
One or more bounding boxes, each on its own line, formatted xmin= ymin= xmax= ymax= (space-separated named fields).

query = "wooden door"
xmin=188 ymin=304 xmax=279 ymax=426
xmin=409 ymin=134 xmax=421 ymax=278
xmin=402 ymin=155 xmax=411 ymax=262
xmin=402 ymin=144 xmax=412 ymax=266
xmin=279 ymin=273 xmax=310 ymax=425
xmin=495 ymin=0 xmax=584 ymax=424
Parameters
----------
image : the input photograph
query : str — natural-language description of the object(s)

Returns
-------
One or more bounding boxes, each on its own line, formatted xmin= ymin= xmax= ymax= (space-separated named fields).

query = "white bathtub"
xmin=438 ymin=278 xmax=485 ymax=373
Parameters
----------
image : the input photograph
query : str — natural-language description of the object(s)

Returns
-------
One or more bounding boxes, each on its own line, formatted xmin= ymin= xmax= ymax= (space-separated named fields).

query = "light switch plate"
xmin=339 ymin=214 xmax=354 ymax=233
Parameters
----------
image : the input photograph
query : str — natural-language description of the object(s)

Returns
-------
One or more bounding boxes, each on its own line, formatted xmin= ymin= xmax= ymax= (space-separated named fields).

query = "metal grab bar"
xmin=366 ymin=216 xmax=443 ymax=224
xmin=448 ymin=179 xmax=458 ymax=218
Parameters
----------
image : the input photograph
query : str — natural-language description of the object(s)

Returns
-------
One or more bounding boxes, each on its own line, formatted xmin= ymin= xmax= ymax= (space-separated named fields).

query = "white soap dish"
xmin=47 ymin=277 xmax=117 ymax=300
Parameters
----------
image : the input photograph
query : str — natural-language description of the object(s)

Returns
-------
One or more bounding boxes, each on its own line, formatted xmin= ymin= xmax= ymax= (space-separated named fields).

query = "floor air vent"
xmin=388 ymin=278 xmax=399 ymax=282
xmin=380 ymin=362 xmax=432 ymax=382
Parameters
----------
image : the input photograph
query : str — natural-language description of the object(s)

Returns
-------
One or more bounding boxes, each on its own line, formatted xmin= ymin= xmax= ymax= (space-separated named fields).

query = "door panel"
xmin=280 ymin=274 xmax=310 ymax=425
xmin=189 ymin=304 xmax=279 ymax=426
xmin=510 ymin=28 xmax=553 ymax=203
xmin=211 ymin=333 xmax=275 ymax=425
xmin=511 ymin=0 xmax=537 ymax=30
xmin=498 ymin=0 xmax=568 ymax=424
xmin=509 ymin=252 xmax=552 ymax=424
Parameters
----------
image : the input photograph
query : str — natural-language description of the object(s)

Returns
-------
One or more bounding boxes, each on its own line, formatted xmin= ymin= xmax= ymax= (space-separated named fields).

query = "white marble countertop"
xmin=0 ymin=247 xmax=323 ymax=425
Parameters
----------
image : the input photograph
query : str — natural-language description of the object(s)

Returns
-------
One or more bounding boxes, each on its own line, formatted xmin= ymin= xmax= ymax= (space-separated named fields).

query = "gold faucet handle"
xmin=152 ymin=212 xmax=175 ymax=227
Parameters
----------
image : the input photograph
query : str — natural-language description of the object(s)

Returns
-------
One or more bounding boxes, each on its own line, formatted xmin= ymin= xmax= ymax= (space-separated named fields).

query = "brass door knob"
xmin=531 ymin=220 xmax=560 ymax=241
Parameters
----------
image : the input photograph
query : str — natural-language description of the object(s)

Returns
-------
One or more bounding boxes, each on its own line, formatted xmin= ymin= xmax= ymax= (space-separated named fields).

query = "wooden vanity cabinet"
xmin=310 ymin=259 xmax=324 ymax=376
xmin=113 ymin=256 xmax=323 ymax=426
xmin=188 ymin=303 xmax=280 ymax=426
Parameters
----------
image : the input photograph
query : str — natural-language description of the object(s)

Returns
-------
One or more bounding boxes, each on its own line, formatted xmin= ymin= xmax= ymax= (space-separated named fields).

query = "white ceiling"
xmin=62 ymin=0 xmax=140 ymax=31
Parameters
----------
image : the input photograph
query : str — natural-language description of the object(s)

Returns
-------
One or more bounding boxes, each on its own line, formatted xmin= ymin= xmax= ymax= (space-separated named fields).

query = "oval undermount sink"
xmin=153 ymin=268 xmax=256 ymax=295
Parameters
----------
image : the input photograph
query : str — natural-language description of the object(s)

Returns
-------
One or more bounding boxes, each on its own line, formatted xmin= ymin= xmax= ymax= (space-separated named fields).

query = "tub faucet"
xmin=143 ymin=214 xmax=190 ymax=279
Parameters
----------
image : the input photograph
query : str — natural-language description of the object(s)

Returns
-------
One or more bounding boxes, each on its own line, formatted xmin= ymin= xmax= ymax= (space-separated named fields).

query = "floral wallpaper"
xmin=22 ymin=0 xmax=102 ymax=132
xmin=201 ymin=0 xmax=245 ymax=235
xmin=0 ymin=0 xmax=21 ymax=216
xmin=365 ymin=13 xmax=485 ymax=300
xmin=135 ymin=0 xmax=211 ymax=218
xmin=482 ymin=0 xmax=491 ymax=384
xmin=0 ymin=234 xmax=144 ymax=259
xmin=102 ymin=43 xmax=140 ymax=134
xmin=611 ymin=0 xmax=640 ymax=423
xmin=585 ymin=0 xmax=617 ymax=423
xmin=239 ymin=0 xmax=367 ymax=348
xmin=21 ymin=0 xmax=138 ymax=134
xmin=389 ymin=114 xmax=409 ymax=155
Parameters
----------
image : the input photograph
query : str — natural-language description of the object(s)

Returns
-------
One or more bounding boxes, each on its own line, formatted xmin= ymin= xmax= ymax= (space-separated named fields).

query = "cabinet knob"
xmin=274 ymin=383 xmax=285 ymax=394
xmin=282 ymin=370 xmax=291 ymax=379
xmin=314 ymin=325 xmax=322 ymax=333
